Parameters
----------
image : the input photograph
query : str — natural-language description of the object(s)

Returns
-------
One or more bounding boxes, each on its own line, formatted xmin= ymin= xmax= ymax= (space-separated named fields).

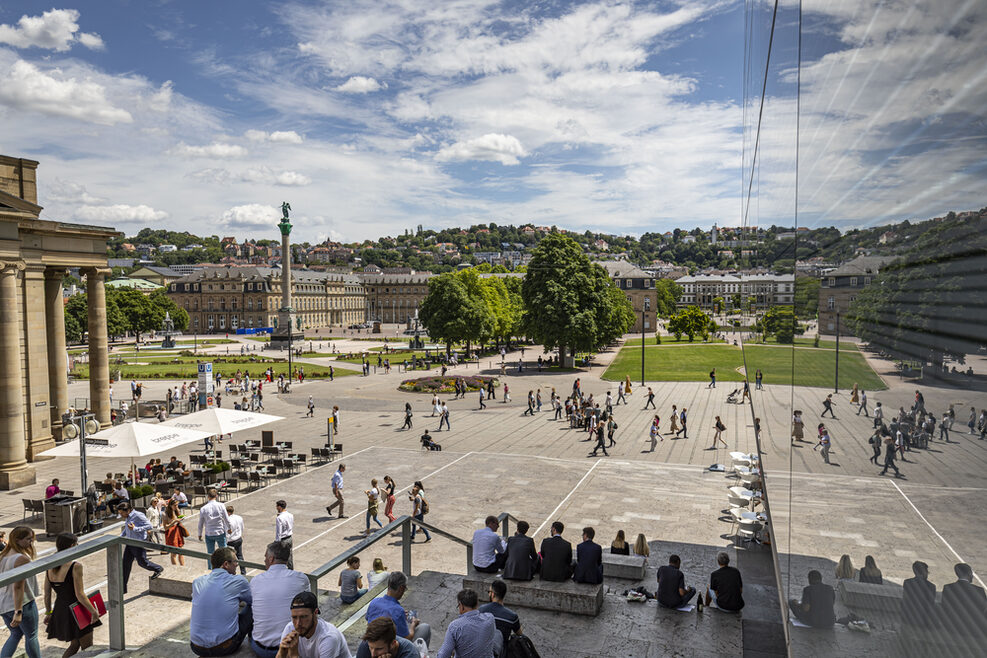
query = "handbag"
xmin=69 ymin=590 xmax=106 ymax=629
xmin=178 ymin=522 xmax=189 ymax=538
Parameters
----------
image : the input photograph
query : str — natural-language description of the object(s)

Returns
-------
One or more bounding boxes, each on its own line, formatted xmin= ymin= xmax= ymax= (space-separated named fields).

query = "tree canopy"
xmin=667 ymin=306 xmax=714 ymax=341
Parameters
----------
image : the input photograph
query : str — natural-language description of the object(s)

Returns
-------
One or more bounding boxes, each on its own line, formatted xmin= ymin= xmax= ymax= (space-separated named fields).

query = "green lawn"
xmin=623 ymin=337 xmax=724 ymax=346
xmin=73 ymin=360 xmax=356 ymax=380
xmin=603 ymin=343 xmax=885 ymax=390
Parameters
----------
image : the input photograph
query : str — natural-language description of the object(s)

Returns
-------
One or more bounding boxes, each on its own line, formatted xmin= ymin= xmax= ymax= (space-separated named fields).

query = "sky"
xmin=0 ymin=1 xmax=983 ymax=244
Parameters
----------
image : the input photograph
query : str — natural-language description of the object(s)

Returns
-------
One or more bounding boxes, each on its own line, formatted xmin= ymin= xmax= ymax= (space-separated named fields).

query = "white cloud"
xmin=170 ymin=142 xmax=248 ymax=158
xmin=0 ymin=59 xmax=133 ymax=125
xmin=436 ymin=133 xmax=527 ymax=165
xmin=75 ymin=204 xmax=168 ymax=223
xmin=45 ymin=179 xmax=105 ymax=205
xmin=244 ymin=129 xmax=304 ymax=144
xmin=335 ymin=76 xmax=385 ymax=93
xmin=0 ymin=8 xmax=103 ymax=51
xmin=147 ymin=81 xmax=173 ymax=112
xmin=219 ymin=204 xmax=281 ymax=231
xmin=241 ymin=167 xmax=312 ymax=186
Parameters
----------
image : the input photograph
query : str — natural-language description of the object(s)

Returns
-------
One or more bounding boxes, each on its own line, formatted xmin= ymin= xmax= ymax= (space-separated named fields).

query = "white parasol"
xmin=161 ymin=407 xmax=283 ymax=436
xmin=40 ymin=421 xmax=213 ymax=458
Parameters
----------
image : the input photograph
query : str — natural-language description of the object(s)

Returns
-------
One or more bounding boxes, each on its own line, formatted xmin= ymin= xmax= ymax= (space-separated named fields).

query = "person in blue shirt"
xmin=189 ymin=547 xmax=252 ymax=656
xmin=117 ymin=503 xmax=163 ymax=594
xmin=365 ymin=572 xmax=430 ymax=649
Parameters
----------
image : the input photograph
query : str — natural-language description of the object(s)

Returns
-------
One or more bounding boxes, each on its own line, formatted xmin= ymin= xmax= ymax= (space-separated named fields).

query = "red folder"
xmin=69 ymin=590 xmax=106 ymax=629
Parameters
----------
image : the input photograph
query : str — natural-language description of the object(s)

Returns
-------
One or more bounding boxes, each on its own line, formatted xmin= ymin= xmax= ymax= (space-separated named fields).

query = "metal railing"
xmin=0 ymin=514 xmax=475 ymax=652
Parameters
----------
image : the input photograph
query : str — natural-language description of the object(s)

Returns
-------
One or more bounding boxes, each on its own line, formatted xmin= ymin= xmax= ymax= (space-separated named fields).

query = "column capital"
xmin=0 ymin=260 xmax=26 ymax=275
xmin=44 ymin=267 xmax=69 ymax=280
xmin=83 ymin=266 xmax=112 ymax=279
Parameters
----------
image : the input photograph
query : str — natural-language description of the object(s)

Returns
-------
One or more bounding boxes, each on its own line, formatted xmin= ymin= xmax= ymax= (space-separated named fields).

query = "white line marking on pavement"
xmin=291 ymin=451 xmax=475 ymax=554
xmin=889 ymin=479 xmax=985 ymax=588
xmin=534 ymin=459 xmax=603 ymax=537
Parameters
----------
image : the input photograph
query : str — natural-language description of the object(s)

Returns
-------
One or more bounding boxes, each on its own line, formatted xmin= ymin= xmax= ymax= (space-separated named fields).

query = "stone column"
xmin=45 ymin=269 xmax=69 ymax=440
xmin=0 ymin=260 xmax=34 ymax=489
xmin=281 ymin=231 xmax=292 ymax=311
xmin=85 ymin=267 xmax=112 ymax=427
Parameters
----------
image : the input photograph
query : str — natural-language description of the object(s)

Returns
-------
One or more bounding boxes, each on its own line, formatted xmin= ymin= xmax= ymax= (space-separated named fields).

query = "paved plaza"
xmin=3 ymin=334 xmax=985 ymax=656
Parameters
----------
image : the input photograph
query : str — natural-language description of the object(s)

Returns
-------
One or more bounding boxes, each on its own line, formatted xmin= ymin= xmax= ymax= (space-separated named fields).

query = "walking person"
xmin=755 ymin=369 xmax=763 ymax=390
xmin=226 ymin=506 xmax=246 ymax=575
xmin=589 ymin=422 xmax=609 ymax=457
xmin=326 ymin=464 xmax=346 ymax=518
xmin=708 ymin=369 xmax=716 ymax=388
xmin=647 ymin=422 xmax=659 ymax=452
xmin=968 ymin=406 xmax=977 ymax=435
xmin=118 ymin=503 xmax=164 ymax=593
xmin=383 ymin=476 xmax=397 ymax=523
xmin=645 ymin=387 xmax=656 ymax=409
xmin=616 ymin=384 xmax=627 ymax=406
xmin=821 ymin=394 xmax=836 ymax=418
xmin=409 ymin=482 xmax=431 ymax=543
xmin=711 ymin=416 xmax=728 ymax=449
xmin=536 ymin=389 xmax=543 ymax=413
xmin=524 ymin=391 xmax=535 ymax=416
xmin=607 ymin=415 xmax=618 ymax=447
xmin=868 ymin=430 xmax=883 ymax=465
xmin=676 ymin=407 xmax=688 ymax=438
xmin=197 ymin=488 xmax=231 ymax=568
xmin=306 ymin=395 xmax=315 ymax=418
xmin=939 ymin=412 xmax=951 ymax=442
xmin=880 ymin=436 xmax=902 ymax=477
xmin=791 ymin=410 xmax=805 ymax=444
xmin=668 ymin=405 xmax=679 ymax=435
xmin=850 ymin=383 xmax=859 ymax=406
xmin=503 ymin=383 xmax=510 ymax=403
xmin=43 ymin=533 xmax=102 ymax=658
xmin=430 ymin=394 xmax=439 ymax=417
xmin=873 ymin=401 xmax=884 ymax=428
xmin=1 ymin=527 xmax=41 ymax=658
xmin=554 ymin=396 xmax=563 ymax=420
xmin=364 ymin=480 xmax=383 ymax=536
xmin=402 ymin=402 xmax=414 ymax=429
xmin=857 ymin=390 xmax=869 ymax=416
xmin=332 ymin=405 xmax=340 ymax=436
xmin=438 ymin=402 xmax=450 ymax=431
xmin=163 ymin=499 xmax=186 ymax=566
xmin=478 ymin=387 xmax=486 ymax=410
xmin=815 ymin=428 xmax=832 ymax=464
xmin=275 ymin=500 xmax=294 ymax=570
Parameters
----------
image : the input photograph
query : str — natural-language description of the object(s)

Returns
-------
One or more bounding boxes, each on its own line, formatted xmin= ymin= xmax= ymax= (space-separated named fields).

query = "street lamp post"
xmin=62 ymin=411 xmax=99 ymax=502
xmin=641 ymin=298 xmax=651 ymax=387
xmin=834 ymin=309 xmax=841 ymax=392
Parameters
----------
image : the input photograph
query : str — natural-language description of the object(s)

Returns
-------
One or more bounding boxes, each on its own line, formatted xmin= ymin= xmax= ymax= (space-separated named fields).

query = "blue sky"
xmin=0 ymin=1 xmax=983 ymax=243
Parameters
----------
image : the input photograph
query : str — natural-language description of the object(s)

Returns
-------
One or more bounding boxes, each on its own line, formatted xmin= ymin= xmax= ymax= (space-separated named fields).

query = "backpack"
xmin=506 ymin=634 xmax=540 ymax=658
xmin=420 ymin=496 xmax=429 ymax=515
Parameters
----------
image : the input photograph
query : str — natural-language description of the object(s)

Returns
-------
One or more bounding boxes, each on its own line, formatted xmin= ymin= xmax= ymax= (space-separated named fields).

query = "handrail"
xmin=496 ymin=512 xmax=520 ymax=539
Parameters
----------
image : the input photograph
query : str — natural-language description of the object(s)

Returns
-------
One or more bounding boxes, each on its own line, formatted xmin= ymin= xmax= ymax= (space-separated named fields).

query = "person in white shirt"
xmin=171 ymin=486 xmax=189 ymax=509
xmin=472 ymin=516 xmax=507 ymax=573
xmin=226 ymin=505 xmax=246 ymax=575
xmin=250 ymin=541 xmax=311 ymax=658
xmin=275 ymin=500 xmax=295 ymax=570
xmin=197 ymin=488 xmax=231 ymax=567
xmin=278 ymin=592 xmax=351 ymax=658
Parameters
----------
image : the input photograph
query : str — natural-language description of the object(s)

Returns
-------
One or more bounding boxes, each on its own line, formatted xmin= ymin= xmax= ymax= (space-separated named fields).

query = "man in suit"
xmin=902 ymin=561 xmax=937 ymax=631
xmin=572 ymin=527 xmax=603 ymax=584
xmin=539 ymin=521 xmax=572 ymax=582
xmin=502 ymin=520 xmax=539 ymax=581
xmin=941 ymin=562 xmax=987 ymax=640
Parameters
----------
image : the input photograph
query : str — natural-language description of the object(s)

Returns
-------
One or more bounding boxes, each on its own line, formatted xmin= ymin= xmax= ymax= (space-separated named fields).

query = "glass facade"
xmin=743 ymin=0 xmax=987 ymax=654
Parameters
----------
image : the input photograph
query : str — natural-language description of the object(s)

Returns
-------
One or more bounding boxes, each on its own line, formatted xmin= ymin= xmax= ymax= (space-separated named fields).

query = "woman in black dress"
xmin=43 ymin=533 xmax=101 ymax=657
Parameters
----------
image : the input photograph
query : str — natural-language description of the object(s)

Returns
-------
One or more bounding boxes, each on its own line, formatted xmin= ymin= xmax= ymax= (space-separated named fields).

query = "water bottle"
xmin=697 ymin=595 xmax=703 ymax=613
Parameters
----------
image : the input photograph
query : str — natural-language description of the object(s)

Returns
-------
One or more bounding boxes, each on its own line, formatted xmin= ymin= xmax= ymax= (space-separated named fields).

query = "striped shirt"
xmin=437 ymin=609 xmax=496 ymax=658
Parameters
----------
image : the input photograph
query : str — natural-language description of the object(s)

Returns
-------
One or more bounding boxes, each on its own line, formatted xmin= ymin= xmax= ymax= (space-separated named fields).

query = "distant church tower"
xmin=711 ymin=223 xmax=718 ymax=245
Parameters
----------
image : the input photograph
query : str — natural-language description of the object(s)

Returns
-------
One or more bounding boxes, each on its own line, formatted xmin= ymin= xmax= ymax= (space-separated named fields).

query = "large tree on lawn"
xmin=521 ymin=233 xmax=633 ymax=362
xmin=419 ymin=272 xmax=491 ymax=356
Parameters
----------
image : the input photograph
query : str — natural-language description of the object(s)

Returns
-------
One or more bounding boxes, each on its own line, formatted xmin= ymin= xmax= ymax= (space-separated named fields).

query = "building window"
xmin=850 ymin=277 xmax=857 ymax=287
xmin=219 ymin=316 xmax=226 ymax=329
xmin=827 ymin=296 xmax=835 ymax=310
xmin=193 ymin=317 xmax=199 ymax=329
xmin=828 ymin=277 xmax=835 ymax=287
xmin=644 ymin=279 xmax=651 ymax=288
xmin=864 ymin=277 xmax=871 ymax=285
xmin=207 ymin=315 xmax=214 ymax=329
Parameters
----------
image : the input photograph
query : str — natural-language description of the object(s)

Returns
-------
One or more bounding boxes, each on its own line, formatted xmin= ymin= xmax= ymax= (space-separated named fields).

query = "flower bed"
xmin=399 ymin=375 xmax=497 ymax=394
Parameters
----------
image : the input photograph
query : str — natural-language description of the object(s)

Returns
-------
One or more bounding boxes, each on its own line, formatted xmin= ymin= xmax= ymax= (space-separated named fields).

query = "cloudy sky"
xmin=0 ymin=1 xmax=983 ymax=243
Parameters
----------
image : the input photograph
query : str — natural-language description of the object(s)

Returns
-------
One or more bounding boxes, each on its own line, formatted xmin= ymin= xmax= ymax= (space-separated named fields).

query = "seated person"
xmin=172 ymin=486 xmax=189 ymax=509
xmin=108 ymin=481 xmax=129 ymax=513
xmin=190 ymin=547 xmax=252 ymax=656
xmin=858 ymin=555 xmax=883 ymax=584
xmin=902 ymin=561 xmax=937 ymax=629
xmin=357 ymin=618 xmax=419 ymax=658
xmin=45 ymin=478 xmax=61 ymax=499
xmin=436 ymin=589 xmax=496 ymax=658
xmin=610 ymin=530 xmax=630 ymax=555
xmin=941 ymin=562 xmax=987 ymax=638
xmin=339 ymin=556 xmax=368 ymax=604
xmin=706 ymin=552 xmax=744 ymax=612
xmin=472 ymin=516 xmax=507 ymax=573
xmin=103 ymin=472 xmax=116 ymax=486
xmin=251 ymin=541 xmax=311 ymax=658
xmin=420 ymin=430 xmax=440 ymax=451
xmin=656 ymin=554 xmax=697 ymax=608
xmin=572 ymin=527 xmax=603 ymax=584
xmin=502 ymin=521 xmax=539 ymax=581
xmin=365 ymin=572 xmax=431 ymax=649
xmin=367 ymin=558 xmax=390 ymax=589
xmin=479 ymin=580 xmax=521 ymax=654
xmin=539 ymin=521 xmax=573 ymax=582
xmin=788 ymin=570 xmax=835 ymax=628
xmin=277 ymin=591 xmax=349 ymax=658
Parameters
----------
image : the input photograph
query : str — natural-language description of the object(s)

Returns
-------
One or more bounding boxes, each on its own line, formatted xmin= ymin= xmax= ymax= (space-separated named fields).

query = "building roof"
xmin=826 ymin=255 xmax=892 ymax=277
xmin=358 ymin=272 xmax=434 ymax=284
xmin=106 ymin=277 xmax=162 ymax=290
xmin=597 ymin=260 xmax=651 ymax=279
xmin=132 ymin=265 xmax=183 ymax=278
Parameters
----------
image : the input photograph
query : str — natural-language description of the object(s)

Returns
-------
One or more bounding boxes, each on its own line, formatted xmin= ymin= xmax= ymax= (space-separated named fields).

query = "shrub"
xmin=399 ymin=375 xmax=497 ymax=394
xmin=140 ymin=484 xmax=154 ymax=497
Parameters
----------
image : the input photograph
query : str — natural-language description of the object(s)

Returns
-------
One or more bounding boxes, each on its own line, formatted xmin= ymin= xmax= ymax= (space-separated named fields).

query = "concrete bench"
xmin=838 ymin=580 xmax=903 ymax=612
xmin=149 ymin=576 xmax=194 ymax=600
xmin=463 ymin=569 xmax=603 ymax=616
xmin=602 ymin=553 xmax=647 ymax=580
xmin=327 ymin=580 xmax=389 ymax=626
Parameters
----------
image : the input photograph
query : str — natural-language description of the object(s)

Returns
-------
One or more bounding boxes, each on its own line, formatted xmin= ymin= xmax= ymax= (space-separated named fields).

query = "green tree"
xmin=653 ymin=279 xmax=682 ymax=317
xmin=521 ymin=234 xmax=631 ymax=362
xmin=667 ymin=306 xmax=710 ymax=342
xmin=794 ymin=277 xmax=820 ymax=319
xmin=419 ymin=273 xmax=489 ymax=355
xmin=712 ymin=296 xmax=725 ymax=314
xmin=148 ymin=288 xmax=189 ymax=331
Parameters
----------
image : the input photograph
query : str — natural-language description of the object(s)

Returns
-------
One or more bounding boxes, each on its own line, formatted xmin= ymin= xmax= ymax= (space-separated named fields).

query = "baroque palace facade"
xmin=0 ymin=155 xmax=117 ymax=488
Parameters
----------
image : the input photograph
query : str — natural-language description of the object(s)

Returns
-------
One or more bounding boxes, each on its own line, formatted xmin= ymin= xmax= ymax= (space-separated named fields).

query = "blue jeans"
xmin=340 ymin=588 xmax=368 ymax=604
xmin=366 ymin=510 xmax=383 ymax=531
xmin=2 ymin=600 xmax=41 ymax=658
xmin=205 ymin=534 xmax=227 ymax=566
xmin=249 ymin=637 xmax=279 ymax=658
xmin=410 ymin=512 xmax=430 ymax=540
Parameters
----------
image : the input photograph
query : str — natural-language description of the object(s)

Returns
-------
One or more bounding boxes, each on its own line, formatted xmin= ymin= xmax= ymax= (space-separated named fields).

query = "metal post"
xmin=640 ymin=307 xmax=645 ymax=387
xmin=288 ymin=328 xmax=293 ymax=381
xmin=402 ymin=519 xmax=412 ymax=575
xmin=106 ymin=541 xmax=126 ymax=651
xmin=834 ymin=310 xmax=840 ymax=392
xmin=78 ymin=414 xmax=88 ymax=497
xmin=308 ymin=574 xmax=319 ymax=597
xmin=466 ymin=543 xmax=474 ymax=575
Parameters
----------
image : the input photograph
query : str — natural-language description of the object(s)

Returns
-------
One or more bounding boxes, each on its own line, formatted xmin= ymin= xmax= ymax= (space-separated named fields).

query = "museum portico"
xmin=0 ymin=155 xmax=118 ymax=489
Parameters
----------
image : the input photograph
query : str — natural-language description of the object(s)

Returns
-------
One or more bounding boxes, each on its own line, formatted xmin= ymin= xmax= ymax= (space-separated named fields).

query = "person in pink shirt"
xmin=44 ymin=479 xmax=61 ymax=499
